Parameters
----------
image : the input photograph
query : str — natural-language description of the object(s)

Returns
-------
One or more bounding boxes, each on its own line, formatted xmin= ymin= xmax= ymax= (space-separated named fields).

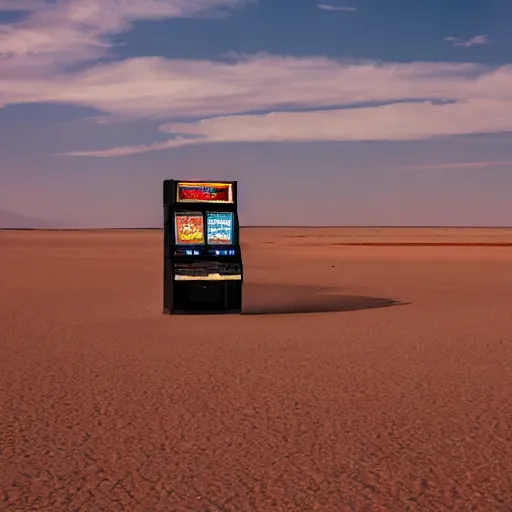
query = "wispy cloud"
xmin=443 ymin=35 xmax=490 ymax=48
xmin=0 ymin=53 xmax=486 ymax=118
xmin=62 ymin=96 xmax=512 ymax=157
xmin=39 ymin=56 xmax=512 ymax=156
xmin=403 ymin=161 xmax=512 ymax=171
xmin=0 ymin=0 xmax=246 ymax=64
xmin=317 ymin=3 xmax=357 ymax=12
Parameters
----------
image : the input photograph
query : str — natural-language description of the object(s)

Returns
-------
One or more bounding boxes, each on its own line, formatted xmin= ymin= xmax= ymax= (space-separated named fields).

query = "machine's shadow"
xmin=242 ymin=283 xmax=407 ymax=315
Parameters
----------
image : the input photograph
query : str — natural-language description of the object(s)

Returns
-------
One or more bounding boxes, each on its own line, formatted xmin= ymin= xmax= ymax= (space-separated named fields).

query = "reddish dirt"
xmin=336 ymin=242 xmax=512 ymax=247
xmin=1 ymin=229 xmax=512 ymax=511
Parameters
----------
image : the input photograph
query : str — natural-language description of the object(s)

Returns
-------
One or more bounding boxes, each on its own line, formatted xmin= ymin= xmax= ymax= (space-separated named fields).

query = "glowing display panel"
xmin=175 ymin=213 xmax=205 ymax=245
xmin=177 ymin=182 xmax=233 ymax=203
xmin=207 ymin=212 xmax=234 ymax=245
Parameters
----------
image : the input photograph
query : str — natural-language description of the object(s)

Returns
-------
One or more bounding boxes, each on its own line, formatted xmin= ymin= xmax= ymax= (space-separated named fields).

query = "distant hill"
xmin=0 ymin=209 xmax=53 ymax=229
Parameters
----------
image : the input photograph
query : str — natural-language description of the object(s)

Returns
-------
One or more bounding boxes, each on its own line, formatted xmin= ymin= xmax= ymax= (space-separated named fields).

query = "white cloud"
xmin=26 ymin=56 xmax=512 ymax=156
xmin=0 ymin=0 xmax=246 ymax=64
xmin=443 ymin=35 xmax=490 ymax=48
xmin=62 ymin=97 xmax=512 ymax=156
xmin=2 ymin=55 xmax=502 ymax=118
xmin=317 ymin=3 xmax=357 ymax=12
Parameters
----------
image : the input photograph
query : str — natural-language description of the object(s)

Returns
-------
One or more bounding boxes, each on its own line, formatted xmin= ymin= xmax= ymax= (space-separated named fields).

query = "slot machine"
xmin=163 ymin=180 xmax=243 ymax=314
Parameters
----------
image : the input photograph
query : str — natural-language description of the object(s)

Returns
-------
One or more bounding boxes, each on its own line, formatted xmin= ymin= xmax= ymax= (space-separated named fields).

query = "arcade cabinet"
xmin=163 ymin=180 xmax=243 ymax=314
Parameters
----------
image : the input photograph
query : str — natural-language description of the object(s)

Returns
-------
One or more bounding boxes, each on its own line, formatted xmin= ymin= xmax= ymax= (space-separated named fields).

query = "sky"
xmin=1 ymin=0 xmax=512 ymax=227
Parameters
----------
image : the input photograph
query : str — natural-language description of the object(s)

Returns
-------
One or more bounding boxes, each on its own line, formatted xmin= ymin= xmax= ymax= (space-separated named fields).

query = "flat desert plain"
xmin=1 ymin=227 xmax=512 ymax=512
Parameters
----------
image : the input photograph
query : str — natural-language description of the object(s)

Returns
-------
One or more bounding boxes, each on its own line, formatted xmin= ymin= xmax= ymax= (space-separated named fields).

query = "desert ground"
xmin=1 ymin=227 xmax=512 ymax=511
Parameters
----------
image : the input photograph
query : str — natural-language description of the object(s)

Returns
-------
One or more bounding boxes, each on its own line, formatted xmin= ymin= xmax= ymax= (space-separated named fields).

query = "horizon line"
xmin=1 ymin=225 xmax=512 ymax=231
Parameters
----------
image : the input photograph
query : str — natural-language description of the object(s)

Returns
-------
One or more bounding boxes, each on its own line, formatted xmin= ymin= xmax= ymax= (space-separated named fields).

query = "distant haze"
xmin=0 ymin=209 xmax=54 ymax=229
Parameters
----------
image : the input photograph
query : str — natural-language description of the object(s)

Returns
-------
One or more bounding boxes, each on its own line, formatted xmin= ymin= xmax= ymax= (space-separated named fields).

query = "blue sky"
xmin=1 ymin=0 xmax=512 ymax=227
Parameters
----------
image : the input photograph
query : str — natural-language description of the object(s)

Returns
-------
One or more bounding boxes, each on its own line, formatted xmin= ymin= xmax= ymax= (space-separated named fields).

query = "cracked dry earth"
xmin=1 ymin=228 xmax=512 ymax=512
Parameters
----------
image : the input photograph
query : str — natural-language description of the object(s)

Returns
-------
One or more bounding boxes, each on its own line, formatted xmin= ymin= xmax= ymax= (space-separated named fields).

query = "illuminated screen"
xmin=177 ymin=182 xmax=233 ymax=203
xmin=207 ymin=212 xmax=234 ymax=245
xmin=175 ymin=212 xmax=204 ymax=245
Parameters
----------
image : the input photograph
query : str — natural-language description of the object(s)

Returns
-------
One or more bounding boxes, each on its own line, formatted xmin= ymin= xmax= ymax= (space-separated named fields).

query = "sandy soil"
xmin=1 ymin=228 xmax=512 ymax=511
